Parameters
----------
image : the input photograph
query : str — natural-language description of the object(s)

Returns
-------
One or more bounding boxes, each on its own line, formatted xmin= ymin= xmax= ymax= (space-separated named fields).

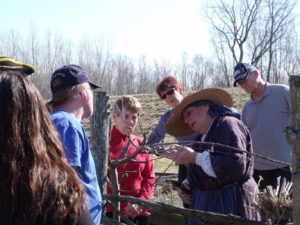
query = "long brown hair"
xmin=0 ymin=71 xmax=85 ymax=225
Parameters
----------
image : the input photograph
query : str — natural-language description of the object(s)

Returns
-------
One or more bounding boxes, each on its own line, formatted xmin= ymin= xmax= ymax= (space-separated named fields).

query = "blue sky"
xmin=1 ymin=0 xmax=211 ymax=63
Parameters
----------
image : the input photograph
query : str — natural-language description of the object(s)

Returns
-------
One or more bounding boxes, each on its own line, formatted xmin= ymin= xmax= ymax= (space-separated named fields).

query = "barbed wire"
xmin=108 ymin=139 xmax=292 ymax=194
xmin=147 ymin=141 xmax=291 ymax=167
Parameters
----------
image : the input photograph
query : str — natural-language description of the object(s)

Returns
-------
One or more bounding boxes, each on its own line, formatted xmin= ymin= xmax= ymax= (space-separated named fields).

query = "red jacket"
xmin=106 ymin=126 xmax=155 ymax=216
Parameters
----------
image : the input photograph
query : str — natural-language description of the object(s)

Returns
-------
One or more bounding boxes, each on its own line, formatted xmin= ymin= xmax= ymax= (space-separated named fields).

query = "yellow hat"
xmin=0 ymin=57 xmax=36 ymax=76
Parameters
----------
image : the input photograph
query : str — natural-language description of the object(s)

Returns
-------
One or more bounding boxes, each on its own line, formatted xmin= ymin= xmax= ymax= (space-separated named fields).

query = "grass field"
xmin=106 ymin=88 xmax=249 ymax=173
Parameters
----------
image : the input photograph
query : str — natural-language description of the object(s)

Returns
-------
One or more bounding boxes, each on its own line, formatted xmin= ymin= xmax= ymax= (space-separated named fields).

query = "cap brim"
xmin=0 ymin=57 xmax=36 ymax=76
xmin=89 ymin=81 xmax=101 ymax=89
xmin=233 ymin=67 xmax=254 ymax=87
xmin=233 ymin=78 xmax=244 ymax=87
xmin=166 ymin=88 xmax=233 ymax=136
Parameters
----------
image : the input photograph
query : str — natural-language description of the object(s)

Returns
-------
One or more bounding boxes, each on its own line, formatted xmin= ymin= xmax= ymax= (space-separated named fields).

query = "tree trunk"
xmin=288 ymin=75 xmax=300 ymax=224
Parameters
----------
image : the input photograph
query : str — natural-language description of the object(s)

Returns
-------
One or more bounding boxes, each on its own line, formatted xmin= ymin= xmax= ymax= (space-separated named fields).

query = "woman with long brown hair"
xmin=0 ymin=70 xmax=91 ymax=225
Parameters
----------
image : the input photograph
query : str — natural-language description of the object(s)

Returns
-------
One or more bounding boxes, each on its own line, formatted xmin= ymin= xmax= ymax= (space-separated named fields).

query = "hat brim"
xmin=233 ymin=66 xmax=255 ymax=87
xmin=89 ymin=81 xmax=101 ymax=89
xmin=0 ymin=57 xmax=36 ymax=76
xmin=166 ymin=88 xmax=233 ymax=136
xmin=233 ymin=78 xmax=245 ymax=87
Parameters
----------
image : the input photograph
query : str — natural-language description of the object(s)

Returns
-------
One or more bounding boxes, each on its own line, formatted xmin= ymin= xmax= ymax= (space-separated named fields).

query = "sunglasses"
xmin=160 ymin=88 xmax=175 ymax=100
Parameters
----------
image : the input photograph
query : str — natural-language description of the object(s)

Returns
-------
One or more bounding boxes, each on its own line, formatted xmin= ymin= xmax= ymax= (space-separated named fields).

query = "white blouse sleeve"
xmin=195 ymin=151 xmax=217 ymax=178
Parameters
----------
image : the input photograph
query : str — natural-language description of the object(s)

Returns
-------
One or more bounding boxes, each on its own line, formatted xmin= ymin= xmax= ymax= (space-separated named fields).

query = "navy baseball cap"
xmin=51 ymin=64 xmax=100 ymax=94
xmin=0 ymin=56 xmax=36 ymax=76
xmin=233 ymin=63 xmax=255 ymax=87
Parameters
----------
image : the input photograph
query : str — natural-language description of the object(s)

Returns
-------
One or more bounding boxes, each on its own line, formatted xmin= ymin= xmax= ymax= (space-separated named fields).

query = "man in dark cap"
xmin=233 ymin=62 xmax=291 ymax=190
xmin=48 ymin=64 xmax=102 ymax=225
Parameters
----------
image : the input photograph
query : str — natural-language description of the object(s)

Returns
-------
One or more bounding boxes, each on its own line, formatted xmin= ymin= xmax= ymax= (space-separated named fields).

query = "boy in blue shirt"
xmin=48 ymin=64 xmax=102 ymax=225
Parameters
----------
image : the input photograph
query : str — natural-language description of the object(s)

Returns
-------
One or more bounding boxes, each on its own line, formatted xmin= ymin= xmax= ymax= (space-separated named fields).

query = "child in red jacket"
xmin=106 ymin=95 xmax=155 ymax=225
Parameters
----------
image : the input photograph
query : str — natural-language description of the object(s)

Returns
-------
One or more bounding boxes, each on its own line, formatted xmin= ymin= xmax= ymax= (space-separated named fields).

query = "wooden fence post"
xmin=90 ymin=90 xmax=110 ymax=193
xmin=288 ymin=75 xmax=300 ymax=224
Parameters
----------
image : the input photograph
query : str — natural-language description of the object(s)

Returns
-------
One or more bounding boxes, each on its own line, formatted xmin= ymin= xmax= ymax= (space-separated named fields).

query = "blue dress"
xmin=187 ymin=116 xmax=260 ymax=225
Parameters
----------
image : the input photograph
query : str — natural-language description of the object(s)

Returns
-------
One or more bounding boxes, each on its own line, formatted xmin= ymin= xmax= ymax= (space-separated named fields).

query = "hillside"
xmin=106 ymin=88 xmax=249 ymax=173
xmin=109 ymin=88 xmax=249 ymax=137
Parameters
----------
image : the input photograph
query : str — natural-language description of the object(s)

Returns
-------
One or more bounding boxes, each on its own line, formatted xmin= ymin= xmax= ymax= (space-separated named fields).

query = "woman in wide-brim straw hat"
xmin=164 ymin=88 xmax=261 ymax=224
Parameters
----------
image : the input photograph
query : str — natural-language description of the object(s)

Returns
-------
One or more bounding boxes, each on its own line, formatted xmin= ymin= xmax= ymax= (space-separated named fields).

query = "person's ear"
xmin=112 ymin=113 xmax=118 ymax=121
xmin=178 ymin=87 xmax=183 ymax=95
xmin=79 ymin=87 xmax=89 ymax=101
xmin=252 ymin=69 xmax=259 ymax=78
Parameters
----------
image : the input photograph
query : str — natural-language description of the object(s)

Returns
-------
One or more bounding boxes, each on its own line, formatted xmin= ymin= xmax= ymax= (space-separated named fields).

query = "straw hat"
xmin=0 ymin=57 xmax=36 ymax=76
xmin=166 ymin=88 xmax=233 ymax=136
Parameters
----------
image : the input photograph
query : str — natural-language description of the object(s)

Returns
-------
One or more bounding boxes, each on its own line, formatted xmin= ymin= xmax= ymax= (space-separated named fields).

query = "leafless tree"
xmin=136 ymin=56 xmax=156 ymax=93
xmin=206 ymin=0 xmax=262 ymax=64
xmin=254 ymin=0 xmax=296 ymax=80
xmin=190 ymin=55 xmax=212 ymax=90
xmin=205 ymin=0 xmax=298 ymax=84
xmin=179 ymin=52 xmax=189 ymax=90
xmin=0 ymin=30 xmax=23 ymax=58
xmin=2 ymin=11 xmax=298 ymax=95
xmin=76 ymin=37 xmax=112 ymax=94
xmin=152 ymin=60 xmax=173 ymax=82
xmin=110 ymin=55 xmax=136 ymax=95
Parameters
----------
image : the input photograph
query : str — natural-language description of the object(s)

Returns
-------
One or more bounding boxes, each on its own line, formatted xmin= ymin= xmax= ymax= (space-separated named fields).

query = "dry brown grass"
xmin=252 ymin=177 xmax=293 ymax=223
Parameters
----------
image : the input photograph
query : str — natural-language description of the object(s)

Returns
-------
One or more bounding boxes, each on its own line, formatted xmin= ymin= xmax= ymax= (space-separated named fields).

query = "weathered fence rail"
xmin=104 ymin=195 xmax=268 ymax=225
